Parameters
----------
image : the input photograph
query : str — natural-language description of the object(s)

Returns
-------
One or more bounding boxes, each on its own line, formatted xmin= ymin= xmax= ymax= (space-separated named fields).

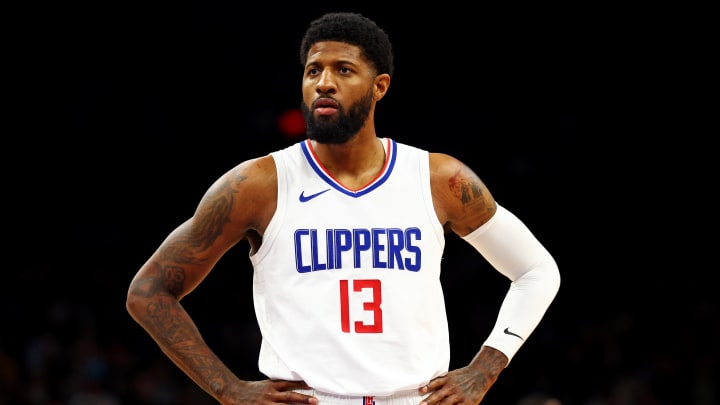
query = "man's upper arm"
xmin=145 ymin=155 xmax=277 ymax=297
xmin=429 ymin=152 xmax=497 ymax=237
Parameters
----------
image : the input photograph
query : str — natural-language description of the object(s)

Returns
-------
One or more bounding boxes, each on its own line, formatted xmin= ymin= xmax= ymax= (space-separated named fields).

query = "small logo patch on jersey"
xmin=363 ymin=396 xmax=375 ymax=405
xmin=503 ymin=327 xmax=524 ymax=340
xmin=299 ymin=189 xmax=331 ymax=202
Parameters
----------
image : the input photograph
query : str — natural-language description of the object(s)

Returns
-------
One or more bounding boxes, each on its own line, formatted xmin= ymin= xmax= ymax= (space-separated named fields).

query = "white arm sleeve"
xmin=461 ymin=203 xmax=560 ymax=365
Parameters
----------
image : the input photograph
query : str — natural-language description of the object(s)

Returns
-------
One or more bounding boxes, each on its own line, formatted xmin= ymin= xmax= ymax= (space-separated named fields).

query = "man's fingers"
xmin=419 ymin=376 xmax=446 ymax=405
xmin=276 ymin=390 xmax=317 ymax=404
xmin=423 ymin=375 xmax=446 ymax=392
xmin=272 ymin=379 xmax=311 ymax=391
xmin=269 ymin=380 xmax=317 ymax=404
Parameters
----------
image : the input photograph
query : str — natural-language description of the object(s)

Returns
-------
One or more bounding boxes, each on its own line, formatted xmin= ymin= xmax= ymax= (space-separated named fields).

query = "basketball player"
xmin=126 ymin=12 xmax=561 ymax=405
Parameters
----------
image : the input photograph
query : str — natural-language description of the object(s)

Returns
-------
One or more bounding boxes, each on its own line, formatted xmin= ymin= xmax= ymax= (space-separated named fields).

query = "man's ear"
xmin=374 ymin=73 xmax=391 ymax=101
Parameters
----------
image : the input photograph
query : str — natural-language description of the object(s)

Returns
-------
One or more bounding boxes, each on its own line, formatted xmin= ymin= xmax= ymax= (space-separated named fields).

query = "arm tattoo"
xmin=162 ymin=174 xmax=246 ymax=264
xmin=129 ymin=173 xmax=251 ymax=395
xmin=133 ymin=174 xmax=248 ymax=299
xmin=130 ymin=262 xmax=185 ymax=299
xmin=448 ymin=170 xmax=484 ymax=206
xmin=160 ymin=264 xmax=185 ymax=297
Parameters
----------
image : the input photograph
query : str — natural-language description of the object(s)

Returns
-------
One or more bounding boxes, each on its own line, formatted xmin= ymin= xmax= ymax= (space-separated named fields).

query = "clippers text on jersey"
xmin=294 ymin=227 xmax=422 ymax=272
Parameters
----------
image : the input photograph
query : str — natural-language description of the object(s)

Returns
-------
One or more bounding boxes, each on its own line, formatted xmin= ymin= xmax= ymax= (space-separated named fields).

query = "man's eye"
xmin=340 ymin=67 xmax=351 ymax=74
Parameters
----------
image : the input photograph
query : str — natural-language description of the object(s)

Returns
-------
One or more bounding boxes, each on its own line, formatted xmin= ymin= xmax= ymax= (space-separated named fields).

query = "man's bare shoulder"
xmin=216 ymin=154 xmax=277 ymax=193
xmin=197 ymin=154 xmax=278 ymax=236
xmin=428 ymin=152 xmax=461 ymax=176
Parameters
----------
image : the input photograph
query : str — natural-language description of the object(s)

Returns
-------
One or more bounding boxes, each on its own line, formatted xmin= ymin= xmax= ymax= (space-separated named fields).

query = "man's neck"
xmin=309 ymin=133 xmax=387 ymax=191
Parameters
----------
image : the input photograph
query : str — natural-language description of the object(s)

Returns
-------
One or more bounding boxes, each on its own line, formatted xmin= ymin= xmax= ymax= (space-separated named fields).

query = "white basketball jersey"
xmin=250 ymin=138 xmax=448 ymax=395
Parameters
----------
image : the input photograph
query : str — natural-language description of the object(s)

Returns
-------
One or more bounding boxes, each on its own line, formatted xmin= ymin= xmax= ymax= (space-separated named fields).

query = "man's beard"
xmin=301 ymin=89 xmax=373 ymax=144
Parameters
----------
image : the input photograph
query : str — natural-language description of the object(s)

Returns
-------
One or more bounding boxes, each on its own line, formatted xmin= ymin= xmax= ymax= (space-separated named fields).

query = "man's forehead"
xmin=306 ymin=41 xmax=364 ymax=63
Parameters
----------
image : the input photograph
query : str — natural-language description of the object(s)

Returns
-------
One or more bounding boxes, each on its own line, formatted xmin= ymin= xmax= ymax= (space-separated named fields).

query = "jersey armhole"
xmin=250 ymin=152 xmax=286 ymax=264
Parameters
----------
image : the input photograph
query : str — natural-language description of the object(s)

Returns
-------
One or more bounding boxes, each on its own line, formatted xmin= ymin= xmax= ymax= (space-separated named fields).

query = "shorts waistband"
xmin=296 ymin=389 xmax=427 ymax=405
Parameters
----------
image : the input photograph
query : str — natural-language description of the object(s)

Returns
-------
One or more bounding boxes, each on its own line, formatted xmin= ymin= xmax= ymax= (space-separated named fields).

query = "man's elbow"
xmin=125 ymin=285 xmax=147 ymax=322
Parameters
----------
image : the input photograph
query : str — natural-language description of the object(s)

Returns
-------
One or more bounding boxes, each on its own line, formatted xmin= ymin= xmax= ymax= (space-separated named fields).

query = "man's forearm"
xmin=128 ymin=294 xmax=240 ymax=400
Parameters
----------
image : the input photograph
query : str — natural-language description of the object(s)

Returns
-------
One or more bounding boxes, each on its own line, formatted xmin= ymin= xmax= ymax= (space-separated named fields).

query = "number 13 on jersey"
xmin=340 ymin=279 xmax=383 ymax=333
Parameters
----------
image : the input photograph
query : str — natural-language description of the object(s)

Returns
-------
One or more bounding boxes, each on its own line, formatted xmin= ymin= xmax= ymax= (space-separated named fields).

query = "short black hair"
xmin=299 ymin=12 xmax=394 ymax=77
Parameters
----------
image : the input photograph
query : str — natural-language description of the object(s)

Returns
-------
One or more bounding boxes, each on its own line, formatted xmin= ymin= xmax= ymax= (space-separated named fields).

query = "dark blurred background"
xmin=5 ymin=2 xmax=715 ymax=404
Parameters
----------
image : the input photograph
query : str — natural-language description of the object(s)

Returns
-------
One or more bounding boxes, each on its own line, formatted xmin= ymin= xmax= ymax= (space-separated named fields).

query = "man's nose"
xmin=316 ymin=70 xmax=336 ymax=93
